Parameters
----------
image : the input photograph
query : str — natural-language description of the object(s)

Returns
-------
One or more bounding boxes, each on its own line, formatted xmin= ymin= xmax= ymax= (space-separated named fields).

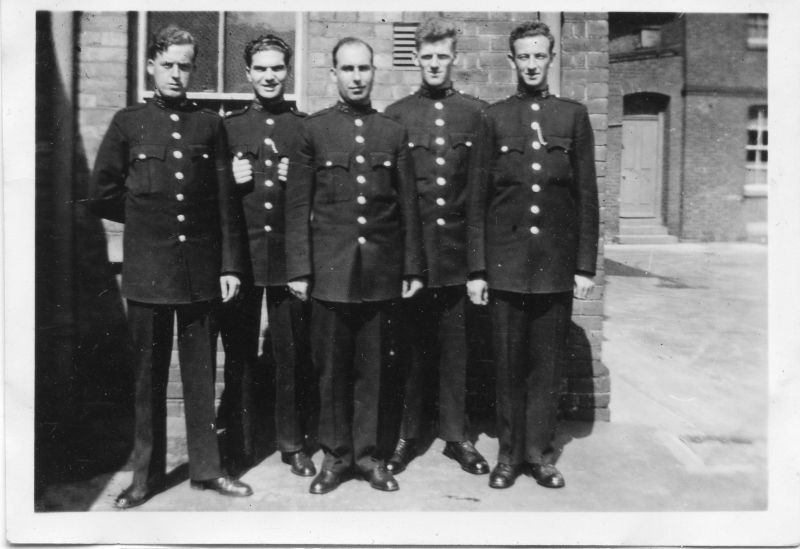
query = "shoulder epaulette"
xmin=224 ymin=105 xmax=250 ymax=119
xmin=123 ymin=102 xmax=148 ymax=113
xmin=291 ymin=108 xmax=308 ymax=118
xmin=552 ymin=95 xmax=584 ymax=107
xmin=306 ymin=105 xmax=335 ymax=120
xmin=487 ymin=95 xmax=515 ymax=110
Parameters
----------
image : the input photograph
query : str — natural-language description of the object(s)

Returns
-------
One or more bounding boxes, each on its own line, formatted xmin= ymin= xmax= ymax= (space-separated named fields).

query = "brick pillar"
xmin=559 ymin=13 xmax=610 ymax=421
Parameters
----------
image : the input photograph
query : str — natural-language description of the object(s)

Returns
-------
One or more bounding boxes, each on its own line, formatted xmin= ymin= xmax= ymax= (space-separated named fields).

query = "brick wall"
xmin=73 ymin=11 xmax=611 ymax=421
xmin=681 ymin=94 xmax=750 ymax=241
xmin=303 ymin=11 xmax=538 ymax=113
xmin=560 ymin=13 xmax=609 ymax=421
xmin=77 ymin=12 xmax=129 ymax=262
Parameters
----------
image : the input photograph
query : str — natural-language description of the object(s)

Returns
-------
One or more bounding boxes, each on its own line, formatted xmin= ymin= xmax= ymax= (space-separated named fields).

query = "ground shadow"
xmin=605 ymin=258 xmax=705 ymax=289
xmin=35 ymin=12 xmax=134 ymax=510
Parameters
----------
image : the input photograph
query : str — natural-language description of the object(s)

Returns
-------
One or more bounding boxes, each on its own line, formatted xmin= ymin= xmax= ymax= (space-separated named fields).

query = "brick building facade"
xmin=608 ymin=13 xmax=767 ymax=243
xmin=35 ymin=11 xmax=611 ymax=486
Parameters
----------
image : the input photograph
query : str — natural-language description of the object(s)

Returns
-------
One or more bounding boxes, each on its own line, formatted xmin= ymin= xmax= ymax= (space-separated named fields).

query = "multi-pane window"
xmin=745 ymin=106 xmax=767 ymax=186
xmin=137 ymin=12 xmax=304 ymax=107
xmin=746 ymin=13 xmax=767 ymax=50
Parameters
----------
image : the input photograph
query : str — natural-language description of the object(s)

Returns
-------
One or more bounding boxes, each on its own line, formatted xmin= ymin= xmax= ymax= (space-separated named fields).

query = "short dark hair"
xmin=509 ymin=21 xmax=555 ymax=55
xmin=244 ymin=34 xmax=293 ymax=67
xmin=331 ymin=37 xmax=374 ymax=67
xmin=414 ymin=17 xmax=458 ymax=49
xmin=147 ymin=25 xmax=197 ymax=61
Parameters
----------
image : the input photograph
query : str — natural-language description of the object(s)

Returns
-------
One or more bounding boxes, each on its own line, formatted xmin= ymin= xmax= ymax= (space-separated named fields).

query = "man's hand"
xmin=220 ymin=274 xmax=241 ymax=303
xmin=467 ymin=278 xmax=489 ymax=306
xmin=232 ymin=155 xmax=253 ymax=184
xmin=278 ymin=157 xmax=290 ymax=182
xmin=288 ymin=279 xmax=310 ymax=302
xmin=402 ymin=277 xmax=424 ymax=299
xmin=573 ymin=273 xmax=595 ymax=300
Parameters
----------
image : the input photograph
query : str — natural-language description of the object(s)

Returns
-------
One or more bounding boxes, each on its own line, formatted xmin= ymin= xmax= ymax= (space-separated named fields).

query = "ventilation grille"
xmin=393 ymin=23 xmax=419 ymax=69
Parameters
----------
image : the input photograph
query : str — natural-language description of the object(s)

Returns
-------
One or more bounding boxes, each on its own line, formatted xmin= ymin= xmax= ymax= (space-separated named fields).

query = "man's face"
xmin=414 ymin=37 xmax=457 ymax=89
xmin=147 ymin=44 xmax=196 ymax=99
xmin=509 ymin=35 xmax=553 ymax=90
xmin=246 ymin=49 xmax=288 ymax=101
xmin=331 ymin=43 xmax=374 ymax=105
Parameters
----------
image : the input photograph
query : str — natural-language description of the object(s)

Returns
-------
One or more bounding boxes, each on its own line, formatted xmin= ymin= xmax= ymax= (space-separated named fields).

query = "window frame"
xmin=746 ymin=13 xmax=768 ymax=50
xmin=136 ymin=11 xmax=306 ymax=106
xmin=744 ymin=105 xmax=768 ymax=196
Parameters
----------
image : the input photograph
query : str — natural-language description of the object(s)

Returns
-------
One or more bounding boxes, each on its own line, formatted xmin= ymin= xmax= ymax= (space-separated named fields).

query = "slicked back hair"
xmin=414 ymin=17 xmax=458 ymax=49
xmin=244 ymin=34 xmax=293 ymax=67
xmin=332 ymin=37 xmax=374 ymax=67
xmin=509 ymin=21 xmax=555 ymax=55
xmin=148 ymin=25 xmax=197 ymax=61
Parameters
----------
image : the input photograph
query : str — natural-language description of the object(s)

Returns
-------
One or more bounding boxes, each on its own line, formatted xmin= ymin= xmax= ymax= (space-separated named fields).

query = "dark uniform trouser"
xmin=400 ymin=286 xmax=469 ymax=442
xmin=311 ymin=298 xmax=397 ymax=474
xmin=217 ymin=284 xmax=317 ymax=457
xmin=127 ymin=300 xmax=222 ymax=489
xmin=490 ymin=290 xmax=572 ymax=467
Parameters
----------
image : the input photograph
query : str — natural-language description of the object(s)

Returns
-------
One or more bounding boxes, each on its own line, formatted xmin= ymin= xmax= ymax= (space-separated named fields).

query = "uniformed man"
xmin=285 ymin=37 xmax=424 ymax=494
xmin=468 ymin=21 xmax=599 ymax=489
xmin=218 ymin=34 xmax=318 ymax=478
xmin=383 ymin=18 xmax=489 ymax=477
xmin=87 ymin=25 xmax=253 ymax=508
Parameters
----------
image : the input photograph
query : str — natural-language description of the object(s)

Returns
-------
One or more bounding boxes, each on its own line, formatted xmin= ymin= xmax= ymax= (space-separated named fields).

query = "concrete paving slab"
xmin=36 ymin=243 xmax=769 ymax=514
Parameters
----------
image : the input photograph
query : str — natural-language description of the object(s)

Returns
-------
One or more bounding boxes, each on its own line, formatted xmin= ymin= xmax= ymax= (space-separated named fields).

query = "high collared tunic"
xmin=384 ymin=86 xmax=487 ymax=288
xmin=88 ymin=97 xmax=244 ymax=304
xmin=286 ymin=102 xmax=424 ymax=303
xmin=471 ymin=90 xmax=599 ymax=294
xmin=224 ymin=99 xmax=306 ymax=287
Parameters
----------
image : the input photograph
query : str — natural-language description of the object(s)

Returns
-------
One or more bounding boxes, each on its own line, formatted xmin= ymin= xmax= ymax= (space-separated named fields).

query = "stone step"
xmin=616 ymin=234 xmax=679 ymax=245
xmin=618 ymin=224 xmax=671 ymax=236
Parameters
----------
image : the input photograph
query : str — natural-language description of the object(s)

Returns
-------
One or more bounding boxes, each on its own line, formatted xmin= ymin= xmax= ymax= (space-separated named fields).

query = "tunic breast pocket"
xmin=315 ymin=152 xmax=351 ymax=203
xmin=128 ymin=144 xmax=166 ymax=193
xmin=544 ymin=136 xmax=573 ymax=182
xmin=492 ymin=136 xmax=525 ymax=187
xmin=187 ymin=144 xmax=214 ymax=190
xmin=369 ymin=151 xmax=398 ymax=201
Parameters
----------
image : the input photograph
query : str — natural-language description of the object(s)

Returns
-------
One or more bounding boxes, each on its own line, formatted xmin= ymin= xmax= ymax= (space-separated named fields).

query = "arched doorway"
xmin=620 ymin=93 xmax=669 ymax=220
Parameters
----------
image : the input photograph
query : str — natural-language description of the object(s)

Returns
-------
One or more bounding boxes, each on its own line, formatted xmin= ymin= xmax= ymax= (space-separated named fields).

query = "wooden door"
xmin=620 ymin=114 xmax=662 ymax=218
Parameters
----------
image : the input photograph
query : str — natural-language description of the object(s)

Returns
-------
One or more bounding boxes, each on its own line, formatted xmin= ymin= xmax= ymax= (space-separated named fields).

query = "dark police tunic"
xmin=89 ymin=97 xmax=244 ymax=304
xmin=88 ymin=95 xmax=244 ymax=485
xmin=473 ymin=89 xmax=598 ymax=293
xmin=473 ymin=88 xmax=599 ymax=467
xmin=384 ymin=85 xmax=487 ymax=442
xmin=219 ymin=99 xmax=316 ymax=460
xmin=285 ymin=101 xmax=423 ymax=473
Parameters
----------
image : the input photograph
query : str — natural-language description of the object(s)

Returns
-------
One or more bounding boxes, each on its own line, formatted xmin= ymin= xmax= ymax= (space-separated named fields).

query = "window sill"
xmin=743 ymin=183 xmax=768 ymax=198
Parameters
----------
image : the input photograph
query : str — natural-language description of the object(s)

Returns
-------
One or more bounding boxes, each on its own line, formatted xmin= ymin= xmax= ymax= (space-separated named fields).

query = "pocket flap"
xmin=545 ymin=136 xmax=572 ymax=152
xmin=189 ymin=144 xmax=212 ymax=159
xmin=130 ymin=144 xmax=166 ymax=161
xmin=316 ymin=152 xmax=350 ymax=169
xmin=231 ymin=142 xmax=258 ymax=158
xmin=407 ymin=131 xmax=431 ymax=150
xmin=370 ymin=151 xmax=394 ymax=168
xmin=497 ymin=136 xmax=525 ymax=154
xmin=450 ymin=132 xmax=475 ymax=148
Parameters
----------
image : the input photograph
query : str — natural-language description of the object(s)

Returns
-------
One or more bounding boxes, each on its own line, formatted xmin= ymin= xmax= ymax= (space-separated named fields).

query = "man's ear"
xmin=412 ymin=49 xmax=420 ymax=67
xmin=146 ymin=58 xmax=155 ymax=76
xmin=330 ymin=66 xmax=337 ymax=81
xmin=506 ymin=53 xmax=516 ymax=69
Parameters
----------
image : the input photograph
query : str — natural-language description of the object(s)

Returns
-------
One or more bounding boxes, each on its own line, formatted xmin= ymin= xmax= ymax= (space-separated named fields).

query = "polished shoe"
xmin=386 ymin=438 xmax=415 ymax=474
xmin=114 ymin=485 xmax=155 ymax=510
xmin=309 ymin=469 xmax=343 ymax=495
xmin=530 ymin=463 xmax=565 ymax=488
xmin=282 ymin=451 xmax=317 ymax=477
xmin=443 ymin=440 xmax=490 ymax=475
xmin=489 ymin=463 xmax=519 ymax=489
xmin=190 ymin=476 xmax=253 ymax=497
xmin=360 ymin=465 xmax=399 ymax=492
